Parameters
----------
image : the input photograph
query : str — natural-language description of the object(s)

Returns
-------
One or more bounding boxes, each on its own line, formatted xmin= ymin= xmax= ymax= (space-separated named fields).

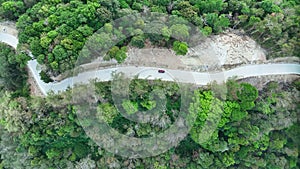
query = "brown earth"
xmin=26 ymin=67 xmax=44 ymax=97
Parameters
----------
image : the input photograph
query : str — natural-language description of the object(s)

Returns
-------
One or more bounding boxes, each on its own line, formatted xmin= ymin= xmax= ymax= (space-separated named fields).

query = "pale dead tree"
xmin=167 ymin=1 xmax=176 ymax=14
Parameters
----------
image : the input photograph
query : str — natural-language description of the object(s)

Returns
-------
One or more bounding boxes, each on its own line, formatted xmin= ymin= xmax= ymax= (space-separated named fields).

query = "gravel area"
xmin=0 ymin=21 xmax=18 ymax=37
xmin=122 ymin=30 xmax=267 ymax=72
xmin=27 ymin=67 xmax=44 ymax=97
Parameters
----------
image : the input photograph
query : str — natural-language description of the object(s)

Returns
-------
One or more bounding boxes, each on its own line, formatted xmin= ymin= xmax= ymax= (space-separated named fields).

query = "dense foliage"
xmin=0 ymin=79 xmax=299 ymax=168
xmin=0 ymin=43 xmax=29 ymax=97
xmin=0 ymin=0 xmax=38 ymax=21
xmin=8 ymin=0 xmax=299 ymax=78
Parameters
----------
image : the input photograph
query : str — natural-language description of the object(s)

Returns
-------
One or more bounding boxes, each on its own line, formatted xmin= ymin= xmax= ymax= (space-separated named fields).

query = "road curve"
xmin=1 ymin=32 xmax=299 ymax=96
xmin=0 ymin=33 xmax=18 ymax=48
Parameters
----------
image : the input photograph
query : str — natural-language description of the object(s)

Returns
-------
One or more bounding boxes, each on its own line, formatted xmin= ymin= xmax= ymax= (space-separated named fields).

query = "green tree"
xmin=201 ymin=26 xmax=213 ymax=36
xmin=40 ymin=70 xmax=53 ymax=83
xmin=173 ymin=41 xmax=188 ymax=55
xmin=0 ymin=127 xmax=32 ymax=168
xmin=220 ymin=152 xmax=235 ymax=167
xmin=261 ymin=0 xmax=282 ymax=13
xmin=40 ymin=36 xmax=52 ymax=48
xmin=0 ymin=43 xmax=28 ymax=95
xmin=189 ymin=90 xmax=223 ymax=147
xmin=104 ymin=23 xmax=113 ymax=33
xmin=170 ymin=24 xmax=190 ymax=41
xmin=194 ymin=0 xmax=226 ymax=14
xmin=205 ymin=13 xmax=230 ymax=33
xmin=130 ymin=35 xmax=145 ymax=48
xmin=115 ymin=49 xmax=127 ymax=63
xmin=107 ymin=46 xmax=127 ymax=63
xmin=107 ymin=46 xmax=120 ymax=60
xmin=50 ymin=61 xmax=59 ymax=70
xmin=122 ymin=100 xmax=138 ymax=115
xmin=97 ymin=103 xmax=119 ymax=124
xmin=0 ymin=1 xmax=25 ymax=20
xmin=161 ymin=26 xmax=172 ymax=41
xmin=173 ymin=1 xmax=199 ymax=24
xmin=0 ymin=92 xmax=31 ymax=133
xmin=53 ymin=45 xmax=67 ymax=61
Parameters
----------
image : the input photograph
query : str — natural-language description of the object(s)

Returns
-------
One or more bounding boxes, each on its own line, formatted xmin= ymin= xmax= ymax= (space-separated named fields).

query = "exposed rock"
xmin=183 ymin=31 xmax=267 ymax=70
xmin=124 ymin=31 xmax=267 ymax=72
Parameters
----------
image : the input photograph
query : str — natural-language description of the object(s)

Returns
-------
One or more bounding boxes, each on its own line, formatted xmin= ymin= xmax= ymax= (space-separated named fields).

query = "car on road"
xmin=158 ymin=69 xmax=165 ymax=73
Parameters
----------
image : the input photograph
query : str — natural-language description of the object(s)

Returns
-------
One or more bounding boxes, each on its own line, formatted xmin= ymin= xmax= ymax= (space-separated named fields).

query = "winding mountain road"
xmin=1 ymin=32 xmax=299 ymax=96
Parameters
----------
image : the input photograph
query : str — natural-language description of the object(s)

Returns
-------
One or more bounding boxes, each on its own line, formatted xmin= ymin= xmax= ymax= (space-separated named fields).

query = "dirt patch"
xmin=27 ymin=67 xmax=44 ymax=97
xmin=121 ymin=30 xmax=267 ymax=72
xmin=182 ymin=31 xmax=267 ymax=71
xmin=0 ymin=21 xmax=18 ymax=37
xmin=125 ymin=48 xmax=186 ymax=69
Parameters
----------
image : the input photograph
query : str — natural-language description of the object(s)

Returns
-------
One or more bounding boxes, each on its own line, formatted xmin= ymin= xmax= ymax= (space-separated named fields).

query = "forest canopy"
xmin=0 ymin=78 xmax=299 ymax=168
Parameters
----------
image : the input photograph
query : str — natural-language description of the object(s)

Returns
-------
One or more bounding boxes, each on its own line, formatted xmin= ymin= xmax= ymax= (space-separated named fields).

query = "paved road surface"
xmin=0 ymin=33 xmax=18 ymax=48
xmin=1 ymin=32 xmax=299 ymax=96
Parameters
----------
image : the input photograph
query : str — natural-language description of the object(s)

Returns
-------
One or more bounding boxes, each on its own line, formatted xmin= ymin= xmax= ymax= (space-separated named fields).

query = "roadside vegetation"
xmin=0 ymin=0 xmax=298 ymax=79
